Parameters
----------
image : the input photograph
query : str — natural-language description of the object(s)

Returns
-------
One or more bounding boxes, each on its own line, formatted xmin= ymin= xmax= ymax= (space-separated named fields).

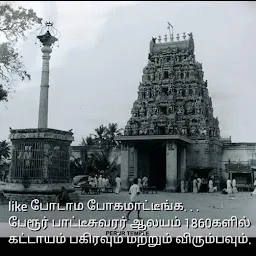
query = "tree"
xmin=92 ymin=125 xmax=108 ymax=146
xmin=0 ymin=140 xmax=10 ymax=165
xmin=80 ymin=136 xmax=95 ymax=146
xmin=105 ymin=123 xmax=123 ymax=148
xmin=0 ymin=3 xmax=42 ymax=102
xmin=70 ymin=141 xmax=95 ymax=177
xmin=81 ymin=123 xmax=123 ymax=149
xmin=77 ymin=123 xmax=123 ymax=176
xmin=90 ymin=148 xmax=118 ymax=177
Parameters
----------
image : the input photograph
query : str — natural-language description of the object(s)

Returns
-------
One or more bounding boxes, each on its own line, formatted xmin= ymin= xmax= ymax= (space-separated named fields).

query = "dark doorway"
xmin=148 ymin=142 xmax=166 ymax=190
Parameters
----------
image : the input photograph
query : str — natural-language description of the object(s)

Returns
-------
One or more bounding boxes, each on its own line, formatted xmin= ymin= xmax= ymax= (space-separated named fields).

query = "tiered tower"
xmin=124 ymin=33 xmax=220 ymax=140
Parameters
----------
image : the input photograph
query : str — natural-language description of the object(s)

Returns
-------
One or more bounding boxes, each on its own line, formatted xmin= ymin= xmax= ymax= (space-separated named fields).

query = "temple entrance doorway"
xmin=137 ymin=141 xmax=166 ymax=190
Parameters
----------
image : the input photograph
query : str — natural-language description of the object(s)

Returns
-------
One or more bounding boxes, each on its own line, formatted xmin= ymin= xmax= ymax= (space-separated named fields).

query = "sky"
xmin=0 ymin=1 xmax=255 ymax=145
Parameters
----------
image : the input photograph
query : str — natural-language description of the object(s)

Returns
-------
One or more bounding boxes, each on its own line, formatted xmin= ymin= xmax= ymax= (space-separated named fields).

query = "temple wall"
xmin=72 ymin=142 xmax=256 ymax=189
xmin=187 ymin=140 xmax=223 ymax=169
xmin=222 ymin=143 xmax=256 ymax=164
xmin=221 ymin=143 xmax=256 ymax=181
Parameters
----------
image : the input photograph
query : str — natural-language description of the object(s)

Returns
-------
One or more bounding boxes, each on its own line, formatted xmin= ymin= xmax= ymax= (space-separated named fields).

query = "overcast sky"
xmin=0 ymin=1 xmax=255 ymax=145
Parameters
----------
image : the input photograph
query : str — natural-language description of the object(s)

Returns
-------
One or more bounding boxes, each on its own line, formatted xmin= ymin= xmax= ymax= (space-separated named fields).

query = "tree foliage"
xmin=0 ymin=3 xmax=42 ymax=102
xmin=0 ymin=140 xmax=10 ymax=165
xmin=85 ymin=123 xmax=123 ymax=149
xmin=71 ymin=123 xmax=123 ymax=177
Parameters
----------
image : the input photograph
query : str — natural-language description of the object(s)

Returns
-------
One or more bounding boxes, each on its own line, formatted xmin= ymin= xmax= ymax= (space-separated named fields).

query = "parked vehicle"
xmin=73 ymin=175 xmax=89 ymax=188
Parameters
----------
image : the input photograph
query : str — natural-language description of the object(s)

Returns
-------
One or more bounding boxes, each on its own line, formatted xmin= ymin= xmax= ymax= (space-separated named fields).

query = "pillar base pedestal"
xmin=3 ymin=183 xmax=78 ymax=203
xmin=7 ymin=128 xmax=75 ymax=203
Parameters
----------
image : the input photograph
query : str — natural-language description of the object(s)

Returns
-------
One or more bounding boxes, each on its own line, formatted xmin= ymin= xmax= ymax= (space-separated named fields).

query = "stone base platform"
xmin=3 ymin=183 xmax=79 ymax=203
xmin=4 ymin=191 xmax=80 ymax=204
xmin=0 ymin=192 xmax=8 ymax=205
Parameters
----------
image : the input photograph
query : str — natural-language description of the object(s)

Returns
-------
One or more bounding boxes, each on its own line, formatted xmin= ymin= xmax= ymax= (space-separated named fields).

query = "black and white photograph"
xmin=0 ymin=1 xmax=255 ymax=247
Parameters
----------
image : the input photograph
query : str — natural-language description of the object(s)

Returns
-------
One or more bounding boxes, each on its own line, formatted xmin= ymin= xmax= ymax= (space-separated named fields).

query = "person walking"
xmin=126 ymin=178 xmax=141 ymax=220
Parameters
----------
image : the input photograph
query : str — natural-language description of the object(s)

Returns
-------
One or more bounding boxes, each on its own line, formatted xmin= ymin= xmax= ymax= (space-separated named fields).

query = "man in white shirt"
xmin=115 ymin=175 xmax=121 ymax=194
xmin=126 ymin=178 xmax=141 ymax=220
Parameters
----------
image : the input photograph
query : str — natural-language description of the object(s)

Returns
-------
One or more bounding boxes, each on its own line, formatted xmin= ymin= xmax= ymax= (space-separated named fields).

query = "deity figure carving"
xmin=132 ymin=124 xmax=138 ymax=135
xmin=146 ymin=90 xmax=150 ymax=99
xmin=168 ymin=105 xmax=174 ymax=114
xmin=176 ymin=70 xmax=181 ymax=79
xmin=189 ymin=126 xmax=196 ymax=136
xmin=139 ymin=107 xmax=145 ymax=117
xmin=143 ymin=66 xmax=149 ymax=74
xmin=149 ymin=123 xmax=155 ymax=135
xmin=202 ymin=128 xmax=207 ymax=137
xmin=150 ymin=73 xmax=155 ymax=81
xmin=181 ymin=127 xmax=187 ymax=135
xmin=177 ymin=106 xmax=184 ymax=115
xmin=155 ymin=72 xmax=159 ymax=81
xmin=150 ymin=37 xmax=156 ymax=52
xmin=168 ymin=125 xmax=174 ymax=134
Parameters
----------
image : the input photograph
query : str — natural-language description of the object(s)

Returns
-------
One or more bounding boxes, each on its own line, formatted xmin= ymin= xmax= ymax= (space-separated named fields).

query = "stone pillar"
xmin=38 ymin=46 xmax=51 ymax=128
xmin=37 ymin=31 xmax=57 ymax=129
xmin=134 ymin=147 xmax=138 ymax=178
xmin=179 ymin=147 xmax=187 ymax=181
xmin=166 ymin=142 xmax=178 ymax=192
xmin=121 ymin=145 xmax=129 ymax=190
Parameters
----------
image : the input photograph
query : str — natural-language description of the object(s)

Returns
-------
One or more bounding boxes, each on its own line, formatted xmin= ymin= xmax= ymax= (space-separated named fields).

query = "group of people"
xmin=88 ymin=175 xmax=110 ymax=192
xmin=137 ymin=176 xmax=148 ymax=191
xmin=222 ymin=178 xmax=238 ymax=194
xmin=191 ymin=177 xmax=217 ymax=193
xmin=114 ymin=175 xmax=149 ymax=194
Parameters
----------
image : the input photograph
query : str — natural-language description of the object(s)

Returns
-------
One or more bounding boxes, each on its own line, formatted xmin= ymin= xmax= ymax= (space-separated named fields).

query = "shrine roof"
xmin=151 ymin=40 xmax=190 ymax=54
xmin=150 ymin=33 xmax=194 ymax=54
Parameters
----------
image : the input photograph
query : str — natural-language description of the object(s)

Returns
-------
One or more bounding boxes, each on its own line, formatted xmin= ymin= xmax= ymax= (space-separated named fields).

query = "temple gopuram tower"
xmin=116 ymin=32 xmax=223 ymax=191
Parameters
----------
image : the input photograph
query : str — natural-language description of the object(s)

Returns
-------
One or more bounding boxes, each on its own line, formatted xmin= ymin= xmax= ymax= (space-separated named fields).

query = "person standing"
xmin=142 ymin=176 xmax=148 ymax=188
xmin=115 ymin=175 xmax=121 ymax=194
xmin=98 ymin=175 xmax=103 ymax=192
xmin=105 ymin=177 xmax=110 ymax=187
xmin=226 ymin=178 xmax=232 ymax=194
xmin=126 ymin=178 xmax=141 ymax=220
xmin=232 ymin=178 xmax=238 ymax=193
xmin=208 ymin=178 xmax=214 ymax=193
xmin=94 ymin=175 xmax=98 ymax=187
xmin=180 ymin=180 xmax=185 ymax=193
xmin=192 ymin=178 xmax=198 ymax=193
xmin=102 ymin=176 xmax=106 ymax=193
xmin=197 ymin=177 xmax=202 ymax=192
xmin=138 ymin=177 xmax=142 ymax=191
